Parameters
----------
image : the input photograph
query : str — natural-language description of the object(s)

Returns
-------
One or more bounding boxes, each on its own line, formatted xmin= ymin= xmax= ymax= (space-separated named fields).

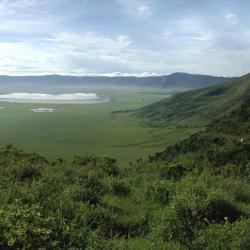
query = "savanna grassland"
xmin=0 ymin=74 xmax=250 ymax=249
xmin=0 ymin=87 xmax=198 ymax=164
xmin=0 ymin=91 xmax=249 ymax=249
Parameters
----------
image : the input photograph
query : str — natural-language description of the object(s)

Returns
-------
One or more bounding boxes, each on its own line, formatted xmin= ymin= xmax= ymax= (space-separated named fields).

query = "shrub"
xmin=11 ymin=164 xmax=42 ymax=182
xmin=73 ymin=155 xmax=97 ymax=166
xmin=71 ymin=174 xmax=106 ymax=205
xmin=193 ymin=219 xmax=250 ymax=250
xmin=160 ymin=164 xmax=188 ymax=180
xmin=146 ymin=181 xmax=175 ymax=204
xmin=100 ymin=208 xmax=149 ymax=238
xmin=162 ymin=187 xmax=243 ymax=246
xmin=112 ymin=180 xmax=131 ymax=197
xmin=203 ymin=191 xmax=242 ymax=223
xmin=97 ymin=157 xmax=119 ymax=176
xmin=0 ymin=200 xmax=88 ymax=249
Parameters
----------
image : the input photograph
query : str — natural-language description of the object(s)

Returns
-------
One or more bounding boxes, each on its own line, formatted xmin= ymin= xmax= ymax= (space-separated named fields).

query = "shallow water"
xmin=0 ymin=92 xmax=110 ymax=104
xmin=31 ymin=108 xmax=56 ymax=113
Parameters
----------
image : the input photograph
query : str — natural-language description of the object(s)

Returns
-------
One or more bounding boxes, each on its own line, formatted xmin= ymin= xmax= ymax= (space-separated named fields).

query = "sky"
xmin=0 ymin=0 xmax=249 ymax=77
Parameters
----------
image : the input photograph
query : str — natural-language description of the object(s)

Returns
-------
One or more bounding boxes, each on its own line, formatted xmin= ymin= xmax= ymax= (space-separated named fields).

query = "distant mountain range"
xmin=0 ymin=73 xmax=230 ymax=89
xmin=136 ymin=73 xmax=250 ymax=127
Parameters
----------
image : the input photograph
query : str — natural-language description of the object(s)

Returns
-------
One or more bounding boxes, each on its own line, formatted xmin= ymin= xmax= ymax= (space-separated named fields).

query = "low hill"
xmin=0 ymin=72 xmax=229 ymax=89
xmin=136 ymin=73 xmax=250 ymax=127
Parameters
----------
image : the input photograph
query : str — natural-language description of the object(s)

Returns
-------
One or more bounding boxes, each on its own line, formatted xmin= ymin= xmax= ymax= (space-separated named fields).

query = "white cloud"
xmin=0 ymin=32 xmax=126 ymax=75
xmin=0 ymin=0 xmax=48 ymax=16
xmin=162 ymin=18 xmax=214 ymax=51
xmin=0 ymin=22 xmax=249 ymax=77
xmin=224 ymin=13 xmax=239 ymax=25
xmin=137 ymin=5 xmax=152 ymax=17
xmin=54 ymin=32 xmax=131 ymax=50
xmin=0 ymin=41 xmax=60 ymax=75
xmin=118 ymin=1 xmax=152 ymax=18
xmin=0 ymin=0 xmax=249 ymax=77
xmin=0 ymin=0 xmax=62 ymax=35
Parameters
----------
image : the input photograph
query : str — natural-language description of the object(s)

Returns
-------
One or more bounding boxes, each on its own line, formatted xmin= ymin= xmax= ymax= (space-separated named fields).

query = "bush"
xmin=193 ymin=219 xmax=250 ymax=250
xmin=112 ymin=180 xmax=131 ymax=197
xmin=204 ymin=191 xmax=242 ymax=223
xmin=73 ymin=155 xmax=119 ymax=176
xmin=11 ymin=164 xmax=42 ymax=182
xmin=0 ymin=200 xmax=88 ymax=249
xmin=160 ymin=164 xmax=188 ymax=180
xmin=162 ymin=187 xmax=243 ymax=246
xmin=71 ymin=174 xmax=106 ymax=205
xmin=100 ymin=208 xmax=149 ymax=238
xmin=146 ymin=181 xmax=175 ymax=204
xmin=73 ymin=155 xmax=97 ymax=166
xmin=162 ymin=195 xmax=198 ymax=245
xmin=97 ymin=157 xmax=119 ymax=176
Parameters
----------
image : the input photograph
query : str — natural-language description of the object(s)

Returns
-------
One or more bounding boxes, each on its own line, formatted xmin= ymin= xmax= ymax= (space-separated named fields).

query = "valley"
xmin=0 ymin=86 xmax=199 ymax=164
xmin=0 ymin=74 xmax=249 ymax=249
xmin=1 ymin=0 xmax=249 ymax=248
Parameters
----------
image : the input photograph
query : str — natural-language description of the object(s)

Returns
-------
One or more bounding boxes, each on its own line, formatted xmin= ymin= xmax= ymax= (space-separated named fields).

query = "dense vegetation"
xmin=137 ymin=73 xmax=250 ymax=127
xmin=0 ymin=90 xmax=249 ymax=249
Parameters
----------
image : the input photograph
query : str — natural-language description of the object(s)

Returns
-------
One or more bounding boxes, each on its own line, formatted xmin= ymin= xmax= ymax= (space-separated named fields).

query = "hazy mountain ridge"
xmin=0 ymin=72 xmax=230 ymax=89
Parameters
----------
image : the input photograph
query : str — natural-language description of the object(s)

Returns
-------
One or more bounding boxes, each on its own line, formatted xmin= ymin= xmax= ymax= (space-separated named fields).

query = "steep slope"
xmin=137 ymin=73 xmax=250 ymax=127
xmin=149 ymin=98 xmax=250 ymax=164
xmin=0 ymin=73 xmax=229 ymax=89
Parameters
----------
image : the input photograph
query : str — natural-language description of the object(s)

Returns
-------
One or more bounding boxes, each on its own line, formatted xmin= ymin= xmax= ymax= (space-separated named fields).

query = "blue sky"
xmin=0 ymin=0 xmax=249 ymax=76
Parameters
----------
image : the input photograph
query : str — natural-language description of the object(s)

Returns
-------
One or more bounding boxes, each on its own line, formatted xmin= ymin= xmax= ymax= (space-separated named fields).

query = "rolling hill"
xmin=136 ymin=73 xmax=250 ymax=127
xmin=0 ymin=73 xmax=229 ymax=89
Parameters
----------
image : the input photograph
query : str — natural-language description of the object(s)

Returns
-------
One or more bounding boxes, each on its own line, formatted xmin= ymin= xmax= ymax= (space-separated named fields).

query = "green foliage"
xmin=160 ymin=163 xmax=189 ymax=180
xmin=162 ymin=186 xmax=242 ymax=247
xmin=193 ymin=219 xmax=250 ymax=250
xmin=0 ymin=200 xmax=89 ymax=249
xmin=146 ymin=181 xmax=175 ymax=204
xmin=112 ymin=180 xmax=131 ymax=197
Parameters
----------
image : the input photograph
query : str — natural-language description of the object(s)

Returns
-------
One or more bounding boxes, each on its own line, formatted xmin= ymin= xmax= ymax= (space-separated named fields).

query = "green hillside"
xmin=136 ymin=73 xmax=250 ymax=127
xmin=0 ymin=90 xmax=249 ymax=249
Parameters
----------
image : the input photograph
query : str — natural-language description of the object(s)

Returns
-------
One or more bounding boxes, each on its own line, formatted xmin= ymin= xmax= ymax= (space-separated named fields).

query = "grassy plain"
xmin=0 ymin=86 xmax=198 ymax=164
